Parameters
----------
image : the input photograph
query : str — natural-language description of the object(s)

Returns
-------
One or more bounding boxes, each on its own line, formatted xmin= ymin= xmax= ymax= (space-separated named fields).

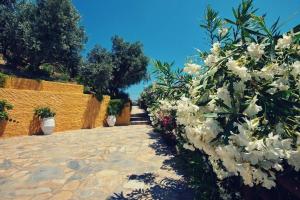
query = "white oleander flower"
xmin=291 ymin=61 xmax=300 ymax=78
xmin=266 ymin=88 xmax=277 ymax=95
xmin=226 ymin=59 xmax=251 ymax=81
xmin=204 ymin=54 xmax=219 ymax=67
xmin=207 ymin=98 xmax=217 ymax=112
xmin=229 ymin=120 xmax=255 ymax=147
xmin=218 ymin=27 xmax=228 ymax=38
xmin=176 ymin=97 xmax=200 ymax=126
xmin=252 ymin=169 xmax=276 ymax=189
xmin=276 ymin=34 xmax=292 ymax=49
xmin=210 ymin=158 xmax=230 ymax=180
xmin=236 ymin=163 xmax=253 ymax=186
xmin=217 ymin=85 xmax=231 ymax=108
xmin=183 ymin=63 xmax=201 ymax=74
xmin=216 ymin=145 xmax=240 ymax=174
xmin=243 ymin=95 xmax=262 ymax=118
xmin=159 ymin=99 xmax=175 ymax=112
xmin=183 ymin=143 xmax=195 ymax=151
xmin=247 ymin=42 xmax=265 ymax=60
xmin=255 ymin=63 xmax=286 ymax=82
xmin=270 ymin=77 xmax=289 ymax=91
xmin=211 ymin=42 xmax=221 ymax=55
xmin=233 ymin=81 xmax=246 ymax=97
xmin=275 ymin=123 xmax=285 ymax=135
xmin=225 ymin=50 xmax=232 ymax=57
xmin=200 ymin=118 xmax=223 ymax=142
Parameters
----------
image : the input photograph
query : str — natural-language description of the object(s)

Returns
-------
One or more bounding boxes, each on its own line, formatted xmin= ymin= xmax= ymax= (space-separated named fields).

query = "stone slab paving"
xmin=0 ymin=125 xmax=192 ymax=200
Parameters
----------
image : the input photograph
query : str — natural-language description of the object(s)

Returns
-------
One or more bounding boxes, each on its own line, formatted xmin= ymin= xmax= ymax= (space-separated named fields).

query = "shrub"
xmin=34 ymin=107 xmax=56 ymax=119
xmin=0 ymin=100 xmax=13 ymax=121
xmin=0 ymin=72 xmax=8 ymax=88
xmin=78 ymin=45 xmax=113 ymax=99
xmin=143 ymin=0 xmax=300 ymax=197
xmin=107 ymin=99 xmax=126 ymax=116
xmin=173 ymin=2 xmax=300 ymax=189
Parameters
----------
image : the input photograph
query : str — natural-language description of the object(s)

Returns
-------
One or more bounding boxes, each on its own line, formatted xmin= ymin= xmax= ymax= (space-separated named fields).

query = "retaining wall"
xmin=0 ymin=77 xmax=110 ymax=137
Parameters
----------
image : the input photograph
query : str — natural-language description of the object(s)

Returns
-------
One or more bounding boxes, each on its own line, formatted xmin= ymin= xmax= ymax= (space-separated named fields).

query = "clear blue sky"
xmin=72 ymin=0 xmax=300 ymax=100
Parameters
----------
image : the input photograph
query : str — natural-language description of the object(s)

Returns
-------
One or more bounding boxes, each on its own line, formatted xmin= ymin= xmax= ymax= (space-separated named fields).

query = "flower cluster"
xmin=148 ymin=99 xmax=177 ymax=132
xmin=147 ymin=32 xmax=300 ymax=189
xmin=183 ymin=63 xmax=201 ymax=74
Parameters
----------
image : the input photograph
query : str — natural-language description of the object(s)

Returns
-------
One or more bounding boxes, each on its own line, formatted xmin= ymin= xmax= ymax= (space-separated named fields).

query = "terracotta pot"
xmin=106 ymin=115 xmax=116 ymax=127
xmin=0 ymin=120 xmax=7 ymax=136
xmin=41 ymin=117 xmax=55 ymax=135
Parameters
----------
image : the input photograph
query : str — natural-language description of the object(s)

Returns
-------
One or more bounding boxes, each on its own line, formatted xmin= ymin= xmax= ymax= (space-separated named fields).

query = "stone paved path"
xmin=0 ymin=125 xmax=193 ymax=200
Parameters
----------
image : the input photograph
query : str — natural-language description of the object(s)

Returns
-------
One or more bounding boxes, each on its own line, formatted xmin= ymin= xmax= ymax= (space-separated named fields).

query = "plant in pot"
xmin=34 ymin=107 xmax=56 ymax=135
xmin=0 ymin=100 xmax=13 ymax=121
xmin=0 ymin=100 xmax=13 ymax=134
xmin=106 ymin=99 xmax=124 ymax=127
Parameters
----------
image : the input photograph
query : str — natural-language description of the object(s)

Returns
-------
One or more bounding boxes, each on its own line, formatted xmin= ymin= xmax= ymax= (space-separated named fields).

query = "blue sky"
xmin=72 ymin=0 xmax=300 ymax=100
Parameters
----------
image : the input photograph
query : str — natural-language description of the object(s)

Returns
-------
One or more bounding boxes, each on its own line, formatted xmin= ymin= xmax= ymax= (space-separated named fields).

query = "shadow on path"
xmin=108 ymin=131 xmax=196 ymax=200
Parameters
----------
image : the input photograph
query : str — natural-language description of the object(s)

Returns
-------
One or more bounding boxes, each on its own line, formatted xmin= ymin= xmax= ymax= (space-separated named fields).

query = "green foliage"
xmin=0 ymin=0 xmax=86 ymax=78
xmin=176 ymin=148 xmax=221 ymax=200
xmin=200 ymin=5 xmax=223 ymax=44
xmin=34 ymin=0 xmax=86 ymax=77
xmin=79 ymin=36 xmax=149 ymax=98
xmin=78 ymin=45 xmax=113 ymax=97
xmin=0 ymin=72 xmax=7 ymax=87
xmin=153 ymin=60 xmax=191 ymax=100
xmin=107 ymin=99 xmax=126 ymax=116
xmin=142 ymin=1 xmax=300 ymax=198
xmin=109 ymin=36 xmax=149 ymax=94
xmin=34 ymin=107 xmax=56 ymax=119
xmin=0 ymin=99 xmax=13 ymax=121
xmin=138 ymin=84 xmax=159 ymax=110
xmin=223 ymin=0 xmax=257 ymax=43
xmin=111 ymin=90 xmax=130 ymax=101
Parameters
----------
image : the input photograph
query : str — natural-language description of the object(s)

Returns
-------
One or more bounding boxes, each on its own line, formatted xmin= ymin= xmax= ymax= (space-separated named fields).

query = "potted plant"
xmin=106 ymin=99 xmax=124 ymax=127
xmin=0 ymin=100 xmax=13 ymax=121
xmin=0 ymin=100 xmax=13 ymax=135
xmin=34 ymin=107 xmax=56 ymax=135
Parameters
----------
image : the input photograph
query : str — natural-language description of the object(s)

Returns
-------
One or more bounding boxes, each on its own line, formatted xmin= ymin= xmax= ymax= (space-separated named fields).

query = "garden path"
xmin=0 ymin=110 xmax=194 ymax=199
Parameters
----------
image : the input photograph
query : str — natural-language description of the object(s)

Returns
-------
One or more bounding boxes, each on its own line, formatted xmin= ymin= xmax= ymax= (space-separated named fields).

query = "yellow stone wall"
xmin=0 ymin=77 xmax=111 ymax=138
xmin=0 ymin=54 xmax=5 ymax=65
xmin=4 ymin=77 xmax=83 ymax=93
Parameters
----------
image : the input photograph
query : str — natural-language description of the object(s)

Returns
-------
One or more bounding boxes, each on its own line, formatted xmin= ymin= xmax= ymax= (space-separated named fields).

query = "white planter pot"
xmin=41 ymin=117 xmax=55 ymax=135
xmin=106 ymin=115 xmax=116 ymax=127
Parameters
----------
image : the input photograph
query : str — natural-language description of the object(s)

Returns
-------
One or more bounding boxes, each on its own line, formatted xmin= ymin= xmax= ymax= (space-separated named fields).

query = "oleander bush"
xmin=142 ymin=0 xmax=300 ymax=198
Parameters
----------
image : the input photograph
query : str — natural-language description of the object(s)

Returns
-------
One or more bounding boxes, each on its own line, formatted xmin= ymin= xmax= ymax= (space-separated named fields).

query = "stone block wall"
xmin=0 ymin=77 xmax=110 ymax=138
xmin=4 ymin=77 xmax=83 ymax=93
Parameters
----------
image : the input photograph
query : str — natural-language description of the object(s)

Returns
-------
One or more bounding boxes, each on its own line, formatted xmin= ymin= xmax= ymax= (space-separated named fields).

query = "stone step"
xmin=131 ymin=120 xmax=150 ymax=125
xmin=130 ymin=116 xmax=149 ymax=122
xmin=130 ymin=106 xmax=150 ymax=125
xmin=130 ymin=113 xmax=148 ymax=118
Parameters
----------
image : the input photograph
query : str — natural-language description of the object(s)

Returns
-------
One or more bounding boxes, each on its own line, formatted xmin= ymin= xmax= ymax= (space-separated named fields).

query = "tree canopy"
xmin=1 ymin=1 xmax=148 ymax=97
xmin=80 ymin=36 xmax=149 ymax=98
xmin=78 ymin=45 xmax=113 ymax=98
xmin=109 ymin=36 xmax=149 ymax=94
xmin=0 ymin=0 xmax=86 ymax=78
